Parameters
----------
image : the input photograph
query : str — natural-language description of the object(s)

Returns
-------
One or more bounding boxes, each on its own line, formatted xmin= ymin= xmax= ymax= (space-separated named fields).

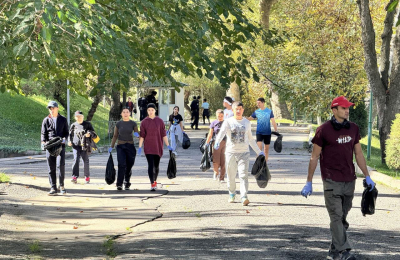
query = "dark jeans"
xmin=323 ymin=179 xmax=355 ymax=253
xmin=191 ymin=111 xmax=199 ymax=128
xmin=203 ymin=109 xmax=210 ymax=124
xmin=46 ymin=145 xmax=65 ymax=189
xmin=72 ymin=147 xmax=90 ymax=178
xmin=145 ymin=154 xmax=161 ymax=184
xmin=116 ymin=143 xmax=136 ymax=187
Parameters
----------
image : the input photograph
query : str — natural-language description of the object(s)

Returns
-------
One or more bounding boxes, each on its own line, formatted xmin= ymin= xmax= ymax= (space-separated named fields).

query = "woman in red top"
xmin=138 ymin=103 xmax=172 ymax=191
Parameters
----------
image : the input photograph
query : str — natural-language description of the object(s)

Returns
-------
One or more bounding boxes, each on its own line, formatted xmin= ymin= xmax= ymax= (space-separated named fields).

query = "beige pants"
xmin=323 ymin=179 xmax=355 ymax=253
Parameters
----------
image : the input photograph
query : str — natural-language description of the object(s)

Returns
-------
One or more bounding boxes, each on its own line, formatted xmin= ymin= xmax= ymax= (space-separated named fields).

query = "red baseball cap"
xmin=330 ymin=96 xmax=354 ymax=109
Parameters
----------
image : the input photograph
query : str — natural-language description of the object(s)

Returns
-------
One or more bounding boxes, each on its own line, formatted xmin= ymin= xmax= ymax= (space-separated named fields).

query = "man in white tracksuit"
xmin=213 ymin=101 xmax=264 ymax=206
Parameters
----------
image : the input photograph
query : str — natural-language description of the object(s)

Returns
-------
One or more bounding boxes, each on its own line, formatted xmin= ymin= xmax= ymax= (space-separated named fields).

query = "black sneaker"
xmin=59 ymin=186 xmax=67 ymax=194
xmin=340 ymin=250 xmax=356 ymax=260
xmin=117 ymin=186 xmax=122 ymax=191
xmin=125 ymin=184 xmax=131 ymax=190
xmin=48 ymin=188 xmax=57 ymax=196
xmin=327 ymin=250 xmax=340 ymax=260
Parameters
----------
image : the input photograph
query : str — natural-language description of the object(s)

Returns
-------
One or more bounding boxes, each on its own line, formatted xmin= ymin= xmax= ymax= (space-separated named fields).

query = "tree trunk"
xmin=184 ymin=89 xmax=191 ymax=115
xmin=269 ymin=86 xmax=292 ymax=119
xmin=357 ymin=0 xmax=400 ymax=163
xmin=87 ymin=92 xmax=103 ymax=121
xmin=227 ymin=81 xmax=241 ymax=102
xmin=53 ymin=80 xmax=69 ymax=117
xmin=109 ymin=87 xmax=122 ymax=122
xmin=260 ymin=0 xmax=291 ymax=119
xmin=260 ymin=0 xmax=276 ymax=29
xmin=122 ymin=91 xmax=127 ymax=108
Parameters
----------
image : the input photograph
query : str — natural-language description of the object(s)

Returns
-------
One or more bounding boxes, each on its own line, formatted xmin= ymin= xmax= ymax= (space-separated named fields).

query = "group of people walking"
xmin=190 ymin=96 xmax=210 ymax=129
xmin=40 ymin=94 xmax=376 ymax=260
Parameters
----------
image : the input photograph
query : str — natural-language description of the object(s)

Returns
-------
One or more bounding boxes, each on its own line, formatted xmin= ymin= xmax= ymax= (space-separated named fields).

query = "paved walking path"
xmin=0 ymin=127 xmax=399 ymax=259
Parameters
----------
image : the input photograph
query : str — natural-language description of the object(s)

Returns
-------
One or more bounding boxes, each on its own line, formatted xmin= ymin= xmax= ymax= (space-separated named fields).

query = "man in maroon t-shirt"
xmin=301 ymin=96 xmax=375 ymax=260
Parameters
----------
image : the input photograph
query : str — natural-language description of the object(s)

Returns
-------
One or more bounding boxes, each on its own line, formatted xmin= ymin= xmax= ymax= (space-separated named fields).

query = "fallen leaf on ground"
xmin=25 ymin=186 xmax=29 ymax=188
xmin=30 ymin=174 xmax=33 ymax=176
xmin=123 ymin=208 xmax=128 ymax=210
xmin=57 ymin=208 xmax=60 ymax=210
xmin=246 ymin=210 xmax=250 ymax=214
xmin=33 ymin=177 xmax=36 ymax=180
xmin=278 ymin=202 xmax=283 ymax=205
xmin=73 ymin=226 xmax=78 ymax=229
xmin=80 ymin=211 xmax=83 ymax=213
xmin=62 ymin=221 xmax=66 ymax=223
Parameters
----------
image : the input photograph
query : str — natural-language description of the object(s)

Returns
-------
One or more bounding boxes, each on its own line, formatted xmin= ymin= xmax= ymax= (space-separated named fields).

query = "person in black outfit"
xmin=146 ymin=91 xmax=158 ymax=115
xmin=190 ymin=96 xmax=197 ymax=122
xmin=190 ymin=96 xmax=200 ymax=130
xmin=41 ymin=101 xmax=69 ymax=195
xmin=69 ymin=111 xmax=95 ymax=184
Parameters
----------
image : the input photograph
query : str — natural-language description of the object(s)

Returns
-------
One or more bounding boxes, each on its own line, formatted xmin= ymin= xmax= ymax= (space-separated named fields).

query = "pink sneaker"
xmin=85 ymin=177 xmax=90 ymax=184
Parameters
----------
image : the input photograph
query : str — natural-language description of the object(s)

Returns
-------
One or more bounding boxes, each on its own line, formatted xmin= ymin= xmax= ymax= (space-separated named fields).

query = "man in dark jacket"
xmin=41 ymin=101 xmax=69 ymax=195
xmin=190 ymin=96 xmax=200 ymax=130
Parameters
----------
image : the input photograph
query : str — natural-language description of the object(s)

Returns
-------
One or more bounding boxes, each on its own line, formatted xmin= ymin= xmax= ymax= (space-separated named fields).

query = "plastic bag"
xmin=251 ymin=155 xmax=271 ymax=188
xmin=167 ymin=151 xmax=177 ymax=179
xmin=272 ymin=131 xmax=283 ymax=153
xmin=200 ymin=145 xmax=211 ymax=172
xmin=182 ymin=133 xmax=191 ymax=149
xmin=361 ymin=179 xmax=378 ymax=216
xmin=199 ymin=138 xmax=206 ymax=153
xmin=105 ymin=153 xmax=116 ymax=185
xmin=44 ymin=137 xmax=63 ymax=157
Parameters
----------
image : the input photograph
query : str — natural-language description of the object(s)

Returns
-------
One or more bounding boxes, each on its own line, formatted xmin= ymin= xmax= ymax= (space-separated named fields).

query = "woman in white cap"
xmin=69 ymin=111 xmax=95 ymax=184
xmin=223 ymin=96 xmax=234 ymax=119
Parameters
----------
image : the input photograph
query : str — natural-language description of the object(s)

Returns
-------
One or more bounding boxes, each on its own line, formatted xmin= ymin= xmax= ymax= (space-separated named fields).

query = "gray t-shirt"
xmin=111 ymin=120 xmax=139 ymax=147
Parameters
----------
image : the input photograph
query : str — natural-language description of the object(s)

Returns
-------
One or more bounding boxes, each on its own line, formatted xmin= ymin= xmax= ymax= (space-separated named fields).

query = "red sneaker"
xmin=151 ymin=182 xmax=157 ymax=191
xmin=85 ymin=177 xmax=90 ymax=184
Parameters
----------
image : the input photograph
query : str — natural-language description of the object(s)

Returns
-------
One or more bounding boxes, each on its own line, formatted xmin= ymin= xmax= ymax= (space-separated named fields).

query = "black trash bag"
xmin=272 ymin=131 xmax=283 ymax=153
xmin=105 ymin=153 xmax=116 ymax=185
xmin=167 ymin=151 xmax=177 ymax=179
xmin=182 ymin=133 xmax=191 ymax=149
xmin=361 ymin=179 xmax=378 ymax=216
xmin=44 ymin=137 xmax=63 ymax=157
xmin=200 ymin=145 xmax=211 ymax=172
xmin=199 ymin=138 xmax=206 ymax=153
xmin=251 ymin=155 xmax=271 ymax=188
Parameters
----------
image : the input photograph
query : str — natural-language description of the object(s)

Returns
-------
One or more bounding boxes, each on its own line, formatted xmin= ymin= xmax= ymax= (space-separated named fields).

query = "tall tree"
xmin=357 ymin=0 xmax=400 ymax=163
xmin=259 ymin=0 xmax=291 ymax=119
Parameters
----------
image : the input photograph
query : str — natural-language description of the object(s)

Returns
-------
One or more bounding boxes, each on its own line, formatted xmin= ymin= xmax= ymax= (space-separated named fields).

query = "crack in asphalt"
xmin=110 ymin=189 xmax=170 ymax=241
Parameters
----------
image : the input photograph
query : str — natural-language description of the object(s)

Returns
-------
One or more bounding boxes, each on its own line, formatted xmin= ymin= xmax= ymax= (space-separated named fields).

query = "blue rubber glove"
xmin=167 ymin=145 xmax=173 ymax=151
xmin=214 ymin=142 xmax=220 ymax=150
xmin=365 ymin=176 xmax=375 ymax=191
xmin=108 ymin=147 xmax=113 ymax=153
xmin=301 ymin=182 xmax=313 ymax=198
xmin=134 ymin=132 xmax=139 ymax=138
xmin=166 ymin=130 xmax=169 ymax=136
xmin=259 ymin=151 xmax=265 ymax=156
xmin=138 ymin=147 xmax=142 ymax=155
xmin=205 ymin=143 xmax=210 ymax=148
xmin=62 ymin=139 xmax=66 ymax=144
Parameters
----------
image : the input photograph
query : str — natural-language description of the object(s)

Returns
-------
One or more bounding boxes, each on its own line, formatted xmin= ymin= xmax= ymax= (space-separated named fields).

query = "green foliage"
xmin=103 ymin=237 xmax=117 ymax=257
xmin=1 ymin=0 xmax=284 ymax=95
xmin=0 ymin=91 xmax=110 ymax=152
xmin=350 ymin=101 xmax=368 ymax=138
xmin=386 ymin=114 xmax=400 ymax=170
xmin=360 ymin=129 xmax=400 ymax=179
xmin=0 ymin=173 xmax=11 ymax=183
xmin=28 ymin=240 xmax=42 ymax=253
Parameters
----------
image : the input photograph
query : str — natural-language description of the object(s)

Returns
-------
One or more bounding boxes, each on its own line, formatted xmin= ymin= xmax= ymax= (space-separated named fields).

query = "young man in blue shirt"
xmin=247 ymin=97 xmax=278 ymax=163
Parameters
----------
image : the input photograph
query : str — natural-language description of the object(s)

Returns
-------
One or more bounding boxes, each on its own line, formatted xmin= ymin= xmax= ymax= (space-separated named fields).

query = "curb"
xmin=354 ymin=162 xmax=400 ymax=190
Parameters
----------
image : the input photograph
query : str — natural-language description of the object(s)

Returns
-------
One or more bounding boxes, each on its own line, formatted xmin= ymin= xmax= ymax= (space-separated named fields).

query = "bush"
xmin=386 ymin=114 xmax=400 ymax=170
xmin=350 ymin=101 xmax=368 ymax=138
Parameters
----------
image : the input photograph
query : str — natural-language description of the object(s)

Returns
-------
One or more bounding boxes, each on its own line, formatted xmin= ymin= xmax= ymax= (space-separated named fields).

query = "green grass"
xmin=0 ymin=173 xmax=10 ymax=183
xmin=103 ymin=237 xmax=117 ymax=257
xmin=28 ymin=240 xmax=42 ymax=253
xmin=0 ymin=91 xmax=110 ymax=153
xmin=360 ymin=130 xmax=400 ymax=179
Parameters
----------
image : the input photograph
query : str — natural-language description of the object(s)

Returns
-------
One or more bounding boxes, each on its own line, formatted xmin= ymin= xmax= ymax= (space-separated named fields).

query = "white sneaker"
xmin=220 ymin=179 xmax=225 ymax=183
xmin=213 ymin=173 xmax=218 ymax=180
xmin=242 ymin=197 xmax=250 ymax=206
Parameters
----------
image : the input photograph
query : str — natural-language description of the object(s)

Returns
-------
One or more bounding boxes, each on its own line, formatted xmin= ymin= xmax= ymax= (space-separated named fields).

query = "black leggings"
xmin=145 ymin=154 xmax=161 ymax=184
